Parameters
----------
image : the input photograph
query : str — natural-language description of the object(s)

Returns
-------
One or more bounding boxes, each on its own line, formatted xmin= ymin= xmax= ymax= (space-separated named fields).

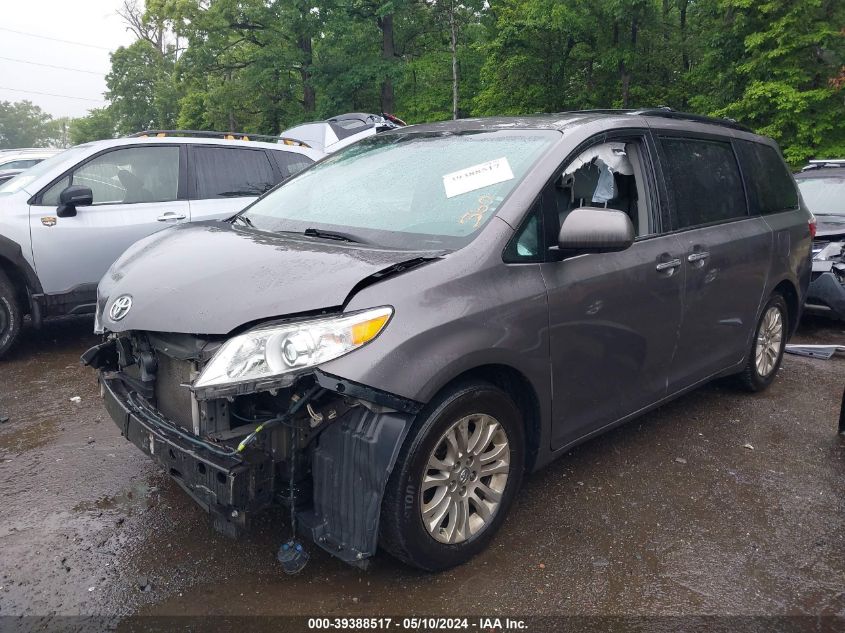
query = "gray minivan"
xmin=85 ymin=110 xmax=812 ymax=571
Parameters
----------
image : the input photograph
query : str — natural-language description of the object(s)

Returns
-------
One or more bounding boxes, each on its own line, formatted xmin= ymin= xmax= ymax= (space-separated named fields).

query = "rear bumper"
xmin=805 ymin=271 xmax=845 ymax=319
xmin=100 ymin=375 xmax=273 ymax=532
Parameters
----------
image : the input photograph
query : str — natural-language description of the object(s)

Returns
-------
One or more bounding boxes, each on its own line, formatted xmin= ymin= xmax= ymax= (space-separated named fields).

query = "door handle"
xmin=157 ymin=212 xmax=187 ymax=222
xmin=656 ymin=258 xmax=682 ymax=272
xmin=688 ymin=251 xmax=710 ymax=263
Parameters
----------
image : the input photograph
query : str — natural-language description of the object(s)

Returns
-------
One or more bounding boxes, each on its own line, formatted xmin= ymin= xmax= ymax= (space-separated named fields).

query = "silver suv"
xmin=0 ymin=134 xmax=322 ymax=357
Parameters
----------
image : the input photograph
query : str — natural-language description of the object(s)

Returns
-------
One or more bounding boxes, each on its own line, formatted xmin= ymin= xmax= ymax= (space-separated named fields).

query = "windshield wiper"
xmin=232 ymin=214 xmax=254 ymax=227
xmin=303 ymin=227 xmax=365 ymax=244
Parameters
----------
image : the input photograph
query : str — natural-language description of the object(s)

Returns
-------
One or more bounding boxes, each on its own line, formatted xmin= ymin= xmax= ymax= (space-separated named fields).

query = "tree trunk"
xmin=299 ymin=35 xmax=316 ymax=113
xmin=379 ymin=13 xmax=396 ymax=114
xmin=450 ymin=6 xmax=459 ymax=120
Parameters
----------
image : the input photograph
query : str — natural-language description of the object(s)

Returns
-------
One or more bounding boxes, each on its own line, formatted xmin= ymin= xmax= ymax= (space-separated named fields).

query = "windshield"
xmin=0 ymin=145 xmax=87 ymax=196
xmin=797 ymin=176 xmax=845 ymax=216
xmin=243 ymin=130 xmax=557 ymax=250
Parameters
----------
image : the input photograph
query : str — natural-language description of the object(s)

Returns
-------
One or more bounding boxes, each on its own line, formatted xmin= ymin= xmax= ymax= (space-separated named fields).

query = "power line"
xmin=0 ymin=55 xmax=105 ymax=76
xmin=0 ymin=27 xmax=114 ymax=51
xmin=0 ymin=86 xmax=105 ymax=103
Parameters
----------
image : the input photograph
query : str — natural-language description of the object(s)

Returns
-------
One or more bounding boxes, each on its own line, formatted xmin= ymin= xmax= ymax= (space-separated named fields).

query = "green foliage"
xmin=0 ymin=101 xmax=56 ymax=148
xmin=68 ymin=108 xmax=117 ymax=145
xmin=106 ymin=40 xmax=180 ymax=134
xmin=93 ymin=0 xmax=844 ymax=164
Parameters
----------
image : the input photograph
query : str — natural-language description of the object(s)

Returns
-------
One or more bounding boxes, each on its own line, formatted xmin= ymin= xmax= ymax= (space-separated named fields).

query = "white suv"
xmin=0 ymin=134 xmax=322 ymax=357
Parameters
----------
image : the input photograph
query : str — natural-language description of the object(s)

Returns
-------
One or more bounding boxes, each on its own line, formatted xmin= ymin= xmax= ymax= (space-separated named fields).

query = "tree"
xmin=0 ymin=101 xmax=56 ymax=148
xmin=106 ymin=40 xmax=180 ymax=134
xmin=692 ymin=0 xmax=845 ymax=165
xmin=68 ymin=108 xmax=117 ymax=145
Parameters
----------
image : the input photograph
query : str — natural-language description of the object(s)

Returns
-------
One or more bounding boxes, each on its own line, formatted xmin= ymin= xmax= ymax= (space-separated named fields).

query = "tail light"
xmin=809 ymin=215 xmax=817 ymax=239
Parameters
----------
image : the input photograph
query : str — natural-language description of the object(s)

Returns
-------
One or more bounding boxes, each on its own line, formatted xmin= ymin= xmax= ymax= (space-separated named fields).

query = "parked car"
xmin=85 ymin=109 xmax=812 ymax=572
xmin=281 ymin=112 xmax=406 ymax=154
xmin=794 ymin=159 xmax=845 ymax=319
xmin=0 ymin=168 xmax=23 ymax=187
xmin=0 ymin=132 xmax=322 ymax=357
xmin=0 ymin=148 xmax=60 ymax=171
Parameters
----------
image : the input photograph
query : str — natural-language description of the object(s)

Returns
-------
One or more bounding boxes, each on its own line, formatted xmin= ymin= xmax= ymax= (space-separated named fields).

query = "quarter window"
xmin=660 ymin=137 xmax=747 ymax=228
xmin=270 ymin=151 xmax=314 ymax=179
xmin=41 ymin=146 xmax=180 ymax=206
xmin=192 ymin=146 xmax=276 ymax=199
xmin=736 ymin=141 xmax=799 ymax=215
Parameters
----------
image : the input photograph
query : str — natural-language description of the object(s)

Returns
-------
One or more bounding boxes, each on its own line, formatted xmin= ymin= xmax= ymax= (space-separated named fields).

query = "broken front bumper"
xmin=100 ymin=374 xmax=272 ymax=534
xmin=806 ymin=266 xmax=845 ymax=319
xmin=98 ymin=364 xmax=421 ymax=566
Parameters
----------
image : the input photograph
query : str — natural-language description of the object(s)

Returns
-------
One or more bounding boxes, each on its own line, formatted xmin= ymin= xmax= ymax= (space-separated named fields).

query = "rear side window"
xmin=192 ymin=146 xmax=276 ymax=199
xmin=270 ymin=151 xmax=314 ymax=179
xmin=735 ymin=141 xmax=799 ymax=214
xmin=659 ymin=137 xmax=747 ymax=229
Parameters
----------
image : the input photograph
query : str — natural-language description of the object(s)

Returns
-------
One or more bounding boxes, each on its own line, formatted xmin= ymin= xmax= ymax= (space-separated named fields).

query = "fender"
xmin=296 ymin=370 xmax=422 ymax=566
xmin=0 ymin=233 xmax=41 ymax=294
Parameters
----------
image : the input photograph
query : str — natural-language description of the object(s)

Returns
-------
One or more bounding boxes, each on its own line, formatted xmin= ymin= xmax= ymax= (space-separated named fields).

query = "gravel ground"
xmin=0 ymin=315 xmax=842 ymax=627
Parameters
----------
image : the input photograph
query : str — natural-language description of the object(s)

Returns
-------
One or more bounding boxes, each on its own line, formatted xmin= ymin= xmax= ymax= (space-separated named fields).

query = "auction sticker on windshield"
xmin=443 ymin=157 xmax=514 ymax=198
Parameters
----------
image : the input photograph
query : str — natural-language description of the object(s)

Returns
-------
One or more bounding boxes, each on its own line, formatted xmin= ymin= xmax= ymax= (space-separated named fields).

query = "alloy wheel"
xmin=755 ymin=305 xmax=783 ymax=378
xmin=420 ymin=413 xmax=510 ymax=544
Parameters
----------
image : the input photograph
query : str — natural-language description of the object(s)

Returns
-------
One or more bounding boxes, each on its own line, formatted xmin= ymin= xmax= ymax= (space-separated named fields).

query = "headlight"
xmin=193 ymin=307 xmax=393 ymax=390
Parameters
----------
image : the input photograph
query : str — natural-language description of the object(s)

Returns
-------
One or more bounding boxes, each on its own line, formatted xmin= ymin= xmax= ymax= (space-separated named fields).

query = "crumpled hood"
xmin=97 ymin=221 xmax=439 ymax=335
xmin=816 ymin=215 xmax=845 ymax=240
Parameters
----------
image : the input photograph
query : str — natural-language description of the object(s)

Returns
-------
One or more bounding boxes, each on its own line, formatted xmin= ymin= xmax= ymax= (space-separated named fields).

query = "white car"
xmin=0 ymin=148 xmax=61 ymax=171
xmin=0 ymin=133 xmax=322 ymax=356
xmin=281 ymin=112 xmax=406 ymax=154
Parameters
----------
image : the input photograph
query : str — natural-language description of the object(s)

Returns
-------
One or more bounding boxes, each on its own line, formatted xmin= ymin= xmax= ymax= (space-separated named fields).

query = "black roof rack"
xmin=631 ymin=107 xmax=753 ymax=132
xmin=127 ymin=129 xmax=310 ymax=148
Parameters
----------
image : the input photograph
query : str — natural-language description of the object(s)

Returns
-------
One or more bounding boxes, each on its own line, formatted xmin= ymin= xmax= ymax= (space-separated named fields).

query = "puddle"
xmin=0 ymin=417 xmax=60 ymax=453
xmin=73 ymin=480 xmax=160 ymax=515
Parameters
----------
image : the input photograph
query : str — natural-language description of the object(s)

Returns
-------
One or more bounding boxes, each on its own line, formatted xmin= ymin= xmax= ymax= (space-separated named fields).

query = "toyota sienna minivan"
xmin=85 ymin=109 xmax=812 ymax=571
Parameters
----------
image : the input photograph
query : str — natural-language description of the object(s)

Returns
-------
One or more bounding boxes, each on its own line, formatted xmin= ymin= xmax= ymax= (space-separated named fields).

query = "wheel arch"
xmin=0 ymin=253 xmax=33 ymax=315
xmin=423 ymin=363 xmax=543 ymax=473
xmin=771 ymin=278 xmax=800 ymax=337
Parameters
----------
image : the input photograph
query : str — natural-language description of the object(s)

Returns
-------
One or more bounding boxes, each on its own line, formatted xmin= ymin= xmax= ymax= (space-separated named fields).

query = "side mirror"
xmin=57 ymin=185 xmax=93 ymax=218
xmin=556 ymin=207 xmax=635 ymax=254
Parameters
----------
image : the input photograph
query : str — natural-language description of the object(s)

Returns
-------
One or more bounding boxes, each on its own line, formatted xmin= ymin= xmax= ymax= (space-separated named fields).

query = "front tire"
xmin=737 ymin=293 xmax=788 ymax=392
xmin=0 ymin=269 xmax=21 ymax=359
xmin=380 ymin=382 xmax=525 ymax=571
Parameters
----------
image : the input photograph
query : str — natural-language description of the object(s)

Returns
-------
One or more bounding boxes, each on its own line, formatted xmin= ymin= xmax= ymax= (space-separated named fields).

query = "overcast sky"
xmin=0 ymin=0 xmax=135 ymax=119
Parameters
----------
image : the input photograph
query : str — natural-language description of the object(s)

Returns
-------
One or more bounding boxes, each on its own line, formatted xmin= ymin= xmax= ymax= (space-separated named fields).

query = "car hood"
xmin=96 ymin=221 xmax=441 ymax=335
xmin=816 ymin=214 xmax=845 ymax=240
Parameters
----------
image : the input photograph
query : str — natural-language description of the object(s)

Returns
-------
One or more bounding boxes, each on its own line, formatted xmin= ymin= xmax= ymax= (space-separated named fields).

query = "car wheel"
xmin=380 ymin=381 xmax=525 ymax=571
xmin=0 ymin=269 xmax=21 ymax=360
xmin=737 ymin=293 xmax=788 ymax=392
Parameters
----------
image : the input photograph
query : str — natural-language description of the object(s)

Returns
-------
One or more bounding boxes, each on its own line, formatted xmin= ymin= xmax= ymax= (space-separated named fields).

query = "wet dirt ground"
xmin=0 ymin=316 xmax=843 ymax=626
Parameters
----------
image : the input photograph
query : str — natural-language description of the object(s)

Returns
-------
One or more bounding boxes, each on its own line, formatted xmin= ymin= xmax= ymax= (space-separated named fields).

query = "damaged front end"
xmin=82 ymin=328 xmax=421 ymax=567
xmin=807 ymin=239 xmax=845 ymax=319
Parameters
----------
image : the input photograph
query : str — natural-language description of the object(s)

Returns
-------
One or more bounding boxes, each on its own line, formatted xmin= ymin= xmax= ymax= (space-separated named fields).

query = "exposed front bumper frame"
xmin=101 ymin=375 xmax=274 ymax=535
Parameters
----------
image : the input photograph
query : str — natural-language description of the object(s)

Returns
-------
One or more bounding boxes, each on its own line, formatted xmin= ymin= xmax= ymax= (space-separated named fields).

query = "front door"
xmin=540 ymin=133 xmax=686 ymax=450
xmin=30 ymin=144 xmax=188 ymax=297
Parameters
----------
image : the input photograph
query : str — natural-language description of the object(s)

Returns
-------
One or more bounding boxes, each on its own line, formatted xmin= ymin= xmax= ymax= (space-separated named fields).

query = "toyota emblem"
xmin=109 ymin=295 xmax=133 ymax=321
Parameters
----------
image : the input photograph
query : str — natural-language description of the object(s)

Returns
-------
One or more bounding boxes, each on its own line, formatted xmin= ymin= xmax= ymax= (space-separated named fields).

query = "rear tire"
xmin=380 ymin=381 xmax=525 ymax=571
xmin=737 ymin=293 xmax=788 ymax=392
xmin=0 ymin=269 xmax=21 ymax=359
